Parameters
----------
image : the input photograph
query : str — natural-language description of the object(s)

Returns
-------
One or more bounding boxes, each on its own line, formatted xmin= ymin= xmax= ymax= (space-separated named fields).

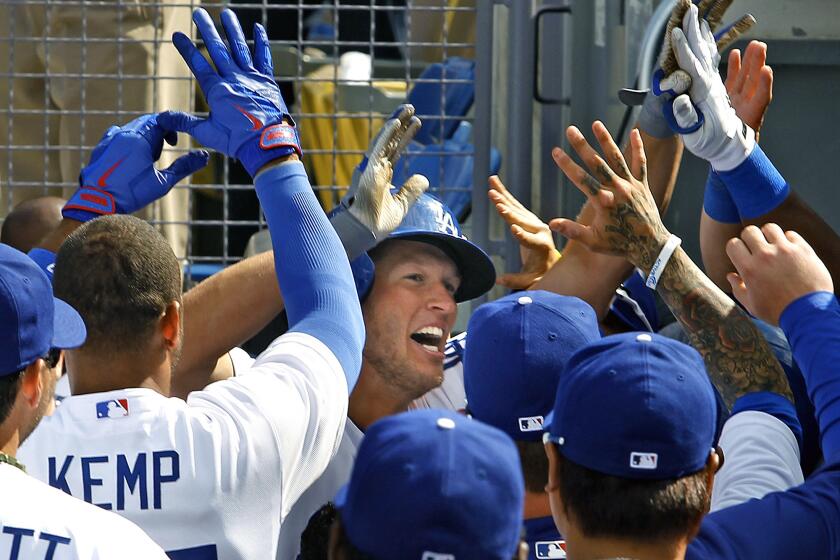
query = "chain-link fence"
xmin=0 ymin=0 xmax=482 ymax=280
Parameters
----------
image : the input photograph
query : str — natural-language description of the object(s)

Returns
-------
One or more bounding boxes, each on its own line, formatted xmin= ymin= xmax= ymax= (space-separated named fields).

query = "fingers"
xmin=220 ymin=9 xmax=254 ymax=71
xmin=192 ymin=8 xmax=238 ymax=77
xmin=591 ymin=121 xmax=631 ymax=181
xmin=497 ymin=271 xmax=539 ymax=290
xmin=671 ymin=27 xmax=704 ymax=81
xmin=510 ymin=224 xmax=545 ymax=247
xmin=566 ymin=126 xmax=619 ymax=187
xmin=253 ymin=23 xmax=274 ymax=76
xmin=172 ymin=31 xmax=221 ymax=94
xmin=760 ymin=223 xmax=786 ymax=244
xmin=726 ymin=271 xmax=749 ymax=305
xmin=162 ymin=150 xmax=210 ymax=187
xmin=715 ymin=14 xmax=756 ymax=53
xmin=551 ymin=146 xmax=605 ymax=200
xmin=725 ymin=237 xmax=752 ymax=270
xmin=488 ymin=176 xmax=528 ymax=212
xmin=659 ymin=69 xmax=693 ymax=95
xmin=549 ymin=218 xmax=597 ymax=246
xmin=725 ymin=49 xmax=741 ymax=93
xmin=369 ymin=119 xmax=404 ymax=165
xmin=684 ymin=5 xmax=713 ymax=67
xmin=393 ymin=173 xmax=429 ymax=212
xmin=157 ymin=110 xmax=205 ymax=134
xmin=390 ymin=116 xmax=421 ymax=167
xmin=742 ymin=41 xmax=767 ymax=100
xmin=629 ymin=129 xmax=648 ymax=183
xmin=739 ymin=224 xmax=769 ymax=253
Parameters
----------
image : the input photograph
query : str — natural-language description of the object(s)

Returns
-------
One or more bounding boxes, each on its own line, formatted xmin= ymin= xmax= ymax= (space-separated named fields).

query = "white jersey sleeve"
xmin=410 ymin=332 xmax=467 ymax=412
xmin=711 ymin=410 xmax=804 ymax=511
xmin=188 ymin=332 xmax=349 ymax=515
xmin=0 ymin=464 xmax=167 ymax=559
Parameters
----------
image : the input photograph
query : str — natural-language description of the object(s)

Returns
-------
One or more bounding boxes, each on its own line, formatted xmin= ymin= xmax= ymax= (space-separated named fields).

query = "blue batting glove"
xmin=62 ymin=114 xmax=210 ymax=223
xmin=158 ymin=8 xmax=302 ymax=178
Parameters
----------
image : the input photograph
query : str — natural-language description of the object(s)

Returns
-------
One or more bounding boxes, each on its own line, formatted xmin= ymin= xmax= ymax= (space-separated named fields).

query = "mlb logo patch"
xmin=629 ymin=452 xmax=658 ymax=470
xmin=96 ymin=399 xmax=129 ymax=419
xmin=518 ymin=415 xmax=544 ymax=432
xmin=535 ymin=540 xmax=567 ymax=558
xmin=421 ymin=553 xmax=454 ymax=560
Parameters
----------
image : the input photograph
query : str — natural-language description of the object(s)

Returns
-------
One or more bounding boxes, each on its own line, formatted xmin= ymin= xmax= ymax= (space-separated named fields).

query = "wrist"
xmin=644 ymin=234 xmax=682 ymax=290
xmin=240 ymin=122 xmax=302 ymax=178
xmin=631 ymin=229 xmax=672 ymax=274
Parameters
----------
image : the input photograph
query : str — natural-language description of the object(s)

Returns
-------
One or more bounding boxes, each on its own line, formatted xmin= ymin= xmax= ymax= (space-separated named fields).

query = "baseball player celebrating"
xmin=20 ymin=8 xmax=367 ymax=558
xmin=0 ymin=244 xmax=168 ymax=559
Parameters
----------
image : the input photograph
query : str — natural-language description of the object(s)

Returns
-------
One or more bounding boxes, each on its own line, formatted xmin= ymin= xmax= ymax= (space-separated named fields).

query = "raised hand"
xmin=158 ymin=9 xmax=300 ymax=177
xmin=670 ymin=4 xmax=755 ymax=171
xmin=726 ymin=224 xmax=833 ymax=325
xmin=548 ymin=122 xmax=670 ymax=274
xmin=488 ymin=176 xmax=559 ymax=290
xmin=62 ymin=114 xmax=209 ymax=223
xmin=330 ymin=105 xmax=429 ymax=258
xmin=348 ymin=106 xmax=428 ymax=235
xmin=726 ymin=40 xmax=773 ymax=139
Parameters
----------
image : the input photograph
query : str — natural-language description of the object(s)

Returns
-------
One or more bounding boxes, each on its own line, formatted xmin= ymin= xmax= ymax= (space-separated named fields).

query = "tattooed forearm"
xmin=655 ymin=248 xmax=792 ymax=408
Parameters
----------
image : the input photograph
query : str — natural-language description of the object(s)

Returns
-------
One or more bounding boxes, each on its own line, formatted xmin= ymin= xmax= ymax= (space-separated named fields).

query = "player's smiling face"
xmin=361 ymin=240 xmax=461 ymax=397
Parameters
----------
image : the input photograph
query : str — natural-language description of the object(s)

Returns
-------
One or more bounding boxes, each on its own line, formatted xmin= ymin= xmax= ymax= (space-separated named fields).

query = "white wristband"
xmin=645 ymin=234 xmax=681 ymax=290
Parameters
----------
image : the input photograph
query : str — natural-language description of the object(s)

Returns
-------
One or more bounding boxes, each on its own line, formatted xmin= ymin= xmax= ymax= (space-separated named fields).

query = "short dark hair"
xmin=53 ymin=215 xmax=181 ymax=355
xmin=299 ymin=502 xmax=337 ymax=560
xmin=0 ymin=372 xmax=23 ymax=425
xmin=516 ymin=439 xmax=549 ymax=493
xmin=556 ymin=452 xmax=709 ymax=542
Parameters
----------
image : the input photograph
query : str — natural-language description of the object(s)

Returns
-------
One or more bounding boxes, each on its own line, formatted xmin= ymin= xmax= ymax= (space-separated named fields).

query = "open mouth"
xmin=410 ymin=326 xmax=444 ymax=353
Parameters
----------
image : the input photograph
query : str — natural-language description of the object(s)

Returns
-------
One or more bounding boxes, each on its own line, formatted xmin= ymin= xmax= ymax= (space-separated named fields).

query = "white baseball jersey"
xmin=275 ymin=333 xmax=468 ymax=559
xmin=711 ymin=410 xmax=803 ymax=511
xmin=19 ymin=332 xmax=347 ymax=559
xmin=0 ymin=462 xmax=167 ymax=559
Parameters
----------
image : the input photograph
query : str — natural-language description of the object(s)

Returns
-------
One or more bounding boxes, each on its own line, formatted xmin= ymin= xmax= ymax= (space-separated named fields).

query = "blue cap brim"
xmin=334 ymin=483 xmax=349 ymax=510
xmin=389 ymin=231 xmax=496 ymax=302
xmin=51 ymin=297 xmax=87 ymax=349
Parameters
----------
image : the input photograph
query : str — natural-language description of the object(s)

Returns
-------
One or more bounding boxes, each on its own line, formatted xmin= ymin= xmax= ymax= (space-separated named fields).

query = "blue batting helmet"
xmin=352 ymin=193 xmax=496 ymax=303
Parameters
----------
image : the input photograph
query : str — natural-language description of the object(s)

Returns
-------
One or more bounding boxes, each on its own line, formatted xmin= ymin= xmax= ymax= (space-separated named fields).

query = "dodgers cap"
xmin=545 ymin=332 xmax=717 ymax=479
xmin=388 ymin=193 xmax=495 ymax=302
xmin=0 ymin=243 xmax=86 ymax=375
xmin=464 ymin=290 xmax=600 ymax=441
xmin=335 ymin=409 xmax=524 ymax=560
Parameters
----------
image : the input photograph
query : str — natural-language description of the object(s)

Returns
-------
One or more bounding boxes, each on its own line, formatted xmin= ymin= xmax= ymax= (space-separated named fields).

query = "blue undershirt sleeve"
xmin=716 ymin=144 xmax=790 ymax=221
xmin=254 ymin=161 xmax=364 ymax=391
xmin=779 ymin=291 xmax=840 ymax=461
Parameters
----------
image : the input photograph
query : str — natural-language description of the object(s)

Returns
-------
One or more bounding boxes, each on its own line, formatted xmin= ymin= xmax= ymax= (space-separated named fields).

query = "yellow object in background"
xmin=299 ymin=64 xmax=406 ymax=209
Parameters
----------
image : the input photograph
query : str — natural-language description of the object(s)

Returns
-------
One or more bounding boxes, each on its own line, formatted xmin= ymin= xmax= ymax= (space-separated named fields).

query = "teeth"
xmin=421 ymin=344 xmax=438 ymax=352
xmin=415 ymin=326 xmax=443 ymax=337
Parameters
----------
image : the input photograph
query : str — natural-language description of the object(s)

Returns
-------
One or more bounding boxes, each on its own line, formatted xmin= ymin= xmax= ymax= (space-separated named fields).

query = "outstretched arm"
xmin=550 ymin=121 xmax=790 ymax=407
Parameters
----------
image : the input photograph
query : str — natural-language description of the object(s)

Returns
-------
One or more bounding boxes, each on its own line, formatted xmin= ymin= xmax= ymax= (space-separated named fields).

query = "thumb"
xmin=393 ymin=174 xmax=429 ymax=212
xmin=672 ymin=94 xmax=700 ymax=129
xmin=497 ymin=272 xmax=538 ymax=291
xmin=549 ymin=218 xmax=596 ymax=246
xmin=157 ymin=110 xmax=205 ymax=134
xmin=726 ymin=271 xmax=748 ymax=302
xmin=162 ymin=150 xmax=210 ymax=187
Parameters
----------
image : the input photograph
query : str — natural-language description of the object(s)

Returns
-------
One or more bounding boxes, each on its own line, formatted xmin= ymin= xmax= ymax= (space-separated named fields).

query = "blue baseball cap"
xmin=0 ymin=243 xmax=86 ymax=375
xmin=545 ymin=332 xmax=717 ymax=479
xmin=387 ymin=193 xmax=495 ymax=302
xmin=464 ymin=291 xmax=600 ymax=441
xmin=335 ymin=409 xmax=524 ymax=560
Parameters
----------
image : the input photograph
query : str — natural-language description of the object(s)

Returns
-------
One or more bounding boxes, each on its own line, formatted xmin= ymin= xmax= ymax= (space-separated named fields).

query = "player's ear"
xmin=20 ymin=360 xmax=44 ymax=410
xmin=160 ymin=300 xmax=182 ymax=351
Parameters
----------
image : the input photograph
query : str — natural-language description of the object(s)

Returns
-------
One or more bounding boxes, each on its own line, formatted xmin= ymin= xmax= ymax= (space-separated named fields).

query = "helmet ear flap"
xmin=350 ymin=253 xmax=375 ymax=301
